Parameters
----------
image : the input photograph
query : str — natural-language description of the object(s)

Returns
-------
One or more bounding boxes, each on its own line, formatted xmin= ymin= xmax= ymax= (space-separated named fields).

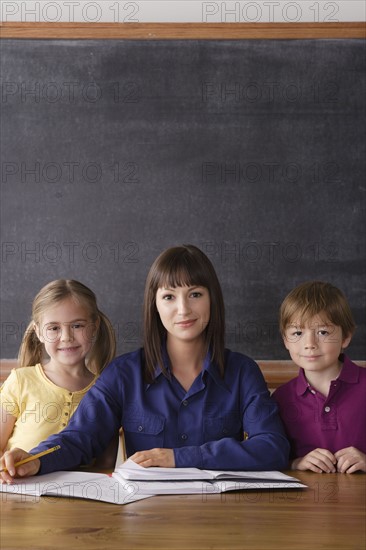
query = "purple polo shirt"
xmin=272 ymin=356 xmax=366 ymax=458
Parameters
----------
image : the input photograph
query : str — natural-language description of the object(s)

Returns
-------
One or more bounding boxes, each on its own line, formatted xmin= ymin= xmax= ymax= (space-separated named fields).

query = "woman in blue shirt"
xmin=0 ymin=245 xmax=289 ymax=480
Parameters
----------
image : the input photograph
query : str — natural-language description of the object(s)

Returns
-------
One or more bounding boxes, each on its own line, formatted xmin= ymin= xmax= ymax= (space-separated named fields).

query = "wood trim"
xmin=1 ymin=359 xmax=365 ymax=388
xmin=0 ymin=360 xmax=17 ymax=382
xmin=257 ymin=360 xmax=299 ymax=388
xmin=0 ymin=22 xmax=365 ymax=40
xmin=255 ymin=360 xmax=366 ymax=388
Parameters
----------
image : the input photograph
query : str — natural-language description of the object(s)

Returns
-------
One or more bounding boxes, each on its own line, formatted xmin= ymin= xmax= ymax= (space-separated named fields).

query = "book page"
xmin=204 ymin=470 xmax=301 ymax=482
xmin=0 ymin=471 xmax=99 ymax=497
xmin=116 ymin=459 xmax=302 ymax=484
xmin=214 ymin=480 xmax=307 ymax=493
xmin=0 ymin=470 xmax=151 ymax=504
xmin=113 ymin=471 xmax=214 ymax=494
xmin=45 ymin=475 xmax=151 ymax=504
xmin=113 ymin=471 xmax=307 ymax=495
xmin=116 ymin=458 xmax=213 ymax=481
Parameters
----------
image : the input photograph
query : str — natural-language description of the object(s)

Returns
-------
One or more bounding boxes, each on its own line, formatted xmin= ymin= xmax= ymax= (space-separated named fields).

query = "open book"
xmin=112 ymin=459 xmax=307 ymax=495
xmin=0 ymin=470 xmax=151 ymax=505
xmin=0 ymin=462 xmax=306 ymax=503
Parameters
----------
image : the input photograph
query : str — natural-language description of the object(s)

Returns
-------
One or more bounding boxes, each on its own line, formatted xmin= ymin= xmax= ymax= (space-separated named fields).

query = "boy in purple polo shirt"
xmin=273 ymin=281 xmax=366 ymax=474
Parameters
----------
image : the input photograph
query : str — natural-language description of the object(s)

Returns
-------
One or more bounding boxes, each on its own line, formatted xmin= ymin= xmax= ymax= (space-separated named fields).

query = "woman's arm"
xmin=173 ymin=358 xmax=290 ymax=471
xmin=173 ymin=420 xmax=290 ymax=471
xmin=131 ymin=356 xmax=290 ymax=471
xmin=129 ymin=400 xmax=290 ymax=471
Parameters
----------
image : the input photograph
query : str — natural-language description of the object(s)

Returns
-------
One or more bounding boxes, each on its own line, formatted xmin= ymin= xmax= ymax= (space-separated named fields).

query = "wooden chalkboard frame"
xmin=0 ymin=22 xmax=365 ymax=39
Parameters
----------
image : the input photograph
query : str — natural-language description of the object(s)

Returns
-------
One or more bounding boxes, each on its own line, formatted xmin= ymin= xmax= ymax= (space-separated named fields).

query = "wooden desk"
xmin=1 ymin=471 xmax=365 ymax=549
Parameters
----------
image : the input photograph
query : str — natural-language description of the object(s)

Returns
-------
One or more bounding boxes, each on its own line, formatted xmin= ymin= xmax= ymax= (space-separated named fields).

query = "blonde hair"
xmin=18 ymin=279 xmax=116 ymax=374
xmin=279 ymin=281 xmax=356 ymax=339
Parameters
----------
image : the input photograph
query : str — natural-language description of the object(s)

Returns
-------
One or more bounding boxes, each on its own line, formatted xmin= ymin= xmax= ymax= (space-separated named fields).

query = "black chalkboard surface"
xmin=1 ymin=39 xmax=365 ymax=359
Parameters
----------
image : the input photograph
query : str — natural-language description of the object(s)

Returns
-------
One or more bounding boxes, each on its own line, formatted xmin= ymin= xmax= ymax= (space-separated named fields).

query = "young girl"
xmin=0 ymin=279 xmax=116 ymax=455
xmin=0 ymin=245 xmax=289 ymax=480
xmin=273 ymin=281 xmax=366 ymax=474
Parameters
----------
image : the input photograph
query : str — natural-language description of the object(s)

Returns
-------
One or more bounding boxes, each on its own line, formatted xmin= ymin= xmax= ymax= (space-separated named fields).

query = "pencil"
xmin=0 ymin=445 xmax=61 ymax=473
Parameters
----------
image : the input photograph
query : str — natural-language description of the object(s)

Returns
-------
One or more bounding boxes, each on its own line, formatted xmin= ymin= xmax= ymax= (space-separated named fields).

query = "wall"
xmin=1 ymin=1 xmax=365 ymax=23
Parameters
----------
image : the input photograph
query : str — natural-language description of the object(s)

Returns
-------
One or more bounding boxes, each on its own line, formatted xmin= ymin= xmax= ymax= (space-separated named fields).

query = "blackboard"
xmin=1 ymin=38 xmax=365 ymax=360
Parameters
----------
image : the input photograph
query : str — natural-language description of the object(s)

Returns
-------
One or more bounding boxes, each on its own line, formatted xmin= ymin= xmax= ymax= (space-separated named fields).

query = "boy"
xmin=273 ymin=281 xmax=366 ymax=473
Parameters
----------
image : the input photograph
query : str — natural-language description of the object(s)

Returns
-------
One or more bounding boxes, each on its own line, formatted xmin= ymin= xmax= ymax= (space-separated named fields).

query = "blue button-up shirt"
xmin=33 ymin=348 xmax=289 ymax=473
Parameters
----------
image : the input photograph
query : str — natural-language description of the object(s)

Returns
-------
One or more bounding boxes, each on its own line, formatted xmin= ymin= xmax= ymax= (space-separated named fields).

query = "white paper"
xmin=113 ymin=461 xmax=307 ymax=495
xmin=116 ymin=458 xmax=214 ymax=480
xmin=116 ymin=458 xmax=303 ymax=483
xmin=113 ymin=471 xmax=307 ymax=495
xmin=0 ymin=470 xmax=151 ymax=504
xmin=1 ymin=463 xmax=306 ymax=501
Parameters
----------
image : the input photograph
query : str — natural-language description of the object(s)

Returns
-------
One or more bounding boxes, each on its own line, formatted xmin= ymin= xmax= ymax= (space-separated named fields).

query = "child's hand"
xmin=129 ymin=448 xmax=175 ymax=468
xmin=334 ymin=447 xmax=366 ymax=473
xmin=291 ymin=448 xmax=337 ymax=473
xmin=0 ymin=448 xmax=41 ymax=483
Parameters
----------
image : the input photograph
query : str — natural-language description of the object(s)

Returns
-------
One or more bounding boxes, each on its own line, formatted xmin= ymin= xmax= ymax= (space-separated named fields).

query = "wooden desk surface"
xmin=1 ymin=471 xmax=365 ymax=549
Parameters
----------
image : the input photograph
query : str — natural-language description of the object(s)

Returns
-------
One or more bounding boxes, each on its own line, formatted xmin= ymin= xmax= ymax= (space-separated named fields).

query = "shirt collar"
xmin=337 ymin=355 xmax=360 ymax=384
xmin=295 ymin=355 xmax=359 ymax=396
xmin=147 ymin=345 xmax=229 ymax=391
xmin=203 ymin=351 xmax=231 ymax=391
xmin=295 ymin=368 xmax=310 ymax=396
xmin=145 ymin=345 xmax=170 ymax=387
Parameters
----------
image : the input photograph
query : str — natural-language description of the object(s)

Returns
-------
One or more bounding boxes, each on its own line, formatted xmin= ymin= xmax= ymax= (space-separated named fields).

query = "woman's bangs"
xmin=157 ymin=258 xmax=207 ymax=290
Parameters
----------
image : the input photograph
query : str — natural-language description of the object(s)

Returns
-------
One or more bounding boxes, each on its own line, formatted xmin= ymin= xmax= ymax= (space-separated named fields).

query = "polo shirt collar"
xmin=295 ymin=355 xmax=359 ymax=396
xmin=295 ymin=368 xmax=310 ymax=396
xmin=338 ymin=355 xmax=359 ymax=384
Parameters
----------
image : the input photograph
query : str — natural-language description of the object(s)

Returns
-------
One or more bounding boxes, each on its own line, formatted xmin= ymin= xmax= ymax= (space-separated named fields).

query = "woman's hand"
xmin=334 ymin=447 xmax=366 ymax=473
xmin=0 ymin=448 xmax=40 ymax=483
xmin=291 ymin=448 xmax=337 ymax=473
xmin=129 ymin=448 xmax=175 ymax=468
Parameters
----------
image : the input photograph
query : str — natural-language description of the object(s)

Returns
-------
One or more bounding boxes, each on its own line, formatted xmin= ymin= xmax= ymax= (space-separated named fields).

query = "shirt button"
xmin=137 ymin=425 xmax=144 ymax=432
xmin=64 ymin=412 xmax=69 ymax=416
xmin=182 ymin=400 xmax=188 ymax=407
xmin=69 ymin=392 xmax=72 ymax=396
xmin=62 ymin=423 xmax=67 ymax=427
xmin=181 ymin=433 xmax=188 ymax=441
xmin=324 ymin=406 xmax=331 ymax=413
